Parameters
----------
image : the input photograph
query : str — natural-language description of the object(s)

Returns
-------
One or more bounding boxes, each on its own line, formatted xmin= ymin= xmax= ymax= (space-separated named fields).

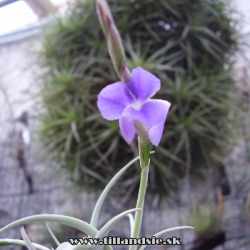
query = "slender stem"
xmin=129 ymin=138 xmax=150 ymax=250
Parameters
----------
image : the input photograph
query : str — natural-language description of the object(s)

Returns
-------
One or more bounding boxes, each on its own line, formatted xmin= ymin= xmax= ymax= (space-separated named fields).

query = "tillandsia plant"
xmin=0 ymin=0 xmax=193 ymax=249
xmin=186 ymin=189 xmax=225 ymax=250
xmin=39 ymin=0 xmax=240 ymax=197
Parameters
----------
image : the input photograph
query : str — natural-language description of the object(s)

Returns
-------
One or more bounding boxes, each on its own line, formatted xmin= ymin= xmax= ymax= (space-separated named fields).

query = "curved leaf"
xmin=72 ymin=242 xmax=113 ymax=250
xmin=0 ymin=239 xmax=50 ymax=250
xmin=92 ymin=208 xmax=141 ymax=250
xmin=90 ymin=155 xmax=142 ymax=228
xmin=20 ymin=226 xmax=36 ymax=250
xmin=0 ymin=214 xmax=98 ymax=237
xmin=57 ymin=242 xmax=76 ymax=250
xmin=127 ymin=214 xmax=135 ymax=238
xmin=138 ymin=226 xmax=194 ymax=250
xmin=46 ymin=222 xmax=60 ymax=246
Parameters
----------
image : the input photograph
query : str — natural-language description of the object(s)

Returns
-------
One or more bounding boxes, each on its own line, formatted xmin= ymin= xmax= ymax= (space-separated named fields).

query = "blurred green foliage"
xmin=39 ymin=0 xmax=240 ymax=196
xmin=185 ymin=201 xmax=222 ymax=238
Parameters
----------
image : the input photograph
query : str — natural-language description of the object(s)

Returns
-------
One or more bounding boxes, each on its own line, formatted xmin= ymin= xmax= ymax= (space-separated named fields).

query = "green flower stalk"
xmin=130 ymin=141 xmax=149 ymax=250
xmin=96 ymin=1 xmax=171 ymax=249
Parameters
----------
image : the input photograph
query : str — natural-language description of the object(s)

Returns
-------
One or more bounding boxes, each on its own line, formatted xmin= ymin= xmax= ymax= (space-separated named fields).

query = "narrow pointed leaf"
xmin=46 ymin=223 xmax=60 ymax=246
xmin=195 ymin=26 xmax=228 ymax=48
xmin=0 ymin=215 xmax=98 ymax=237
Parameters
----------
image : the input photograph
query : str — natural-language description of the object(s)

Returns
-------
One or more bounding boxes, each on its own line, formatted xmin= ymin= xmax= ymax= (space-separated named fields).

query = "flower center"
xmin=132 ymin=100 xmax=142 ymax=110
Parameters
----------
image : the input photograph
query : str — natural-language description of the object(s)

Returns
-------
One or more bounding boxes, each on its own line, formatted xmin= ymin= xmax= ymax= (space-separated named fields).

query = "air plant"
xmin=39 ymin=0 xmax=240 ymax=197
xmin=0 ymin=1 xmax=193 ymax=249
xmin=187 ymin=189 xmax=225 ymax=250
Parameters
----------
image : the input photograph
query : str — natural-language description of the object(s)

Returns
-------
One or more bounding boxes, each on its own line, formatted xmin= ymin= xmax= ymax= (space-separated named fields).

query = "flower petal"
xmin=148 ymin=122 xmax=165 ymax=146
xmin=147 ymin=100 xmax=171 ymax=146
xmin=119 ymin=115 xmax=137 ymax=144
xmin=123 ymin=99 xmax=171 ymax=129
xmin=97 ymin=82 xmax=133 ymax=120
xmin=127 ymin=67 xmax=160 ymax=102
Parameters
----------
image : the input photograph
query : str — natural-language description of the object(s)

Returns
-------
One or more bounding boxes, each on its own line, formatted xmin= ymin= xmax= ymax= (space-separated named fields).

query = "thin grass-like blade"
xmin=46 ymin=223 xmax=60 ymax=246
xmin=195 ymin=26 xmax=228 ymax=48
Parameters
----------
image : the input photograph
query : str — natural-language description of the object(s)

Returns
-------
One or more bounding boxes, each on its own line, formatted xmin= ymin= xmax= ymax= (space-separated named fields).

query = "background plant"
xmin=185 ymin=202 xmax=222 ymax=239
xmin=39 ymin=0 xmax=240 ymax=196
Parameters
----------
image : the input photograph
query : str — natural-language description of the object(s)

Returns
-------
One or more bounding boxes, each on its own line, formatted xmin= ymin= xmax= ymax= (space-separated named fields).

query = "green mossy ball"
xmin=39 ymin=0 xmax=239 ymax=196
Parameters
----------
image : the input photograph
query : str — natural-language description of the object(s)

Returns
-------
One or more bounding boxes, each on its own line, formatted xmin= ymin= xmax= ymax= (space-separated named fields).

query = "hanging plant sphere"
xmin=39 ymin=0 xmax=239 ymax=197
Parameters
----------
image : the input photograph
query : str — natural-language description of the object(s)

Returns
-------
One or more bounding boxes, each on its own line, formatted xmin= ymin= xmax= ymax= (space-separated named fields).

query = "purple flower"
xmin=97 ymin=67 xmax=171 ymax=146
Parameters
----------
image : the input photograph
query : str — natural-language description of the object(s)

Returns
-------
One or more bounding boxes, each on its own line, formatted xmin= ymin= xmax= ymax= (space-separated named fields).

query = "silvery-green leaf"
xmin=56 ymin=242 xmax=75 ymax=250
xmin=0 ymin=214 xmax=98 ymax=237
xmin=92 ymin=208 xmax=141 ymax=250
xmin=46 ymin=223 xmax=60 ymax=246
xmin=0 ymin=239 xmax=49 ymax=250
xmin=90 ymin=153 xmax=154 ymax=229
xmin=138 ymin=226 xmax=194 ymax=250
xmin=90 ymin=156 xmax=141 ymax=228
xmin=72 ymin=244 xmax=91 ymax=250
xmin=72 ymin=243 xmax=112 ymax=250
xmin=20 ymin=226 xmax=36 ymax=250
xmin=127 ymin=214 xmax=135 ymax=238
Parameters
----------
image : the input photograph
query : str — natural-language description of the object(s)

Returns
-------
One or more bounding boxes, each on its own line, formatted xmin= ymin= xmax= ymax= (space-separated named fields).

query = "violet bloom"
xmin=97 ymin=67 xmax=171 ymax=146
